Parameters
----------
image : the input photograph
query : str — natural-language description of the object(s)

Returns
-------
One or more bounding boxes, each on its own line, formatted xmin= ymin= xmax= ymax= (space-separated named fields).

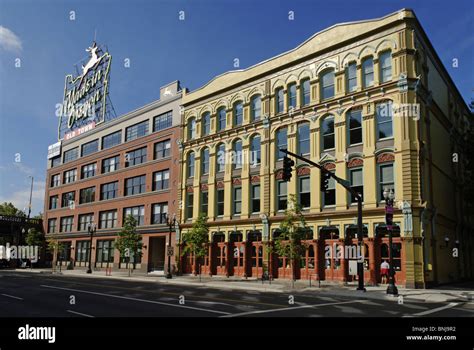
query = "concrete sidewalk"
xmin=9 ymin=268 xmax=474 ymax=303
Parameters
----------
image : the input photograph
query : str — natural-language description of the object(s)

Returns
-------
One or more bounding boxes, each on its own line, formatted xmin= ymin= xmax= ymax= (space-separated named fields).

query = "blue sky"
xmin=0 ymin=0 xmax=472 ymax=216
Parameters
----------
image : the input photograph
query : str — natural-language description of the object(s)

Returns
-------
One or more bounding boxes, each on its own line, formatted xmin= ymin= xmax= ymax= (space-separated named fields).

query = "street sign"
xmin=167 ymin=246 xmax=174 ymax=257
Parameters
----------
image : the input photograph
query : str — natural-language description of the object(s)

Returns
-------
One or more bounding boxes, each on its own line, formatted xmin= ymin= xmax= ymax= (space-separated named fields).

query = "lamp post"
xmin=86 ymin=223 xmax=96 ymax=274
xmin=383 ymin=188 xmax=398 ymax=296
xmin=165 ymin=214 xmax=176 ymax=279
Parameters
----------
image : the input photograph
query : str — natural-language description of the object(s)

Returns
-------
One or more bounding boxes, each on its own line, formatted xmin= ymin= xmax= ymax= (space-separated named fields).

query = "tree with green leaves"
xmin=273 ymin=194 xmax=309 ymax=284
xmin=181 ymin=213 xmax=209 ymax=277
xmin=25 ymin=227 xmax=44 ymax=247
xmin=0 ymin=202 xmax=26 ymax=217
xmin=115 ymin=214 xmax=143 ymax=275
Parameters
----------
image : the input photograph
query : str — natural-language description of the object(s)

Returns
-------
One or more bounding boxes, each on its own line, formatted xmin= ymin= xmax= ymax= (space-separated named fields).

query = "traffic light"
xmin=320 ymin=171 xmax=331 ymax=192
xmin=282 ymin=156 xmax=294 ymax=181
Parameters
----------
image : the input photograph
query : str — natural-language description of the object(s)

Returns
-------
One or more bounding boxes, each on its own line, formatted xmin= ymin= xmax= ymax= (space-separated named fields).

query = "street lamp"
xmin=383 ymin=188 xmax=398 ymax=296
xmin=165 ymin=214 xmax=176 ymax=279
xmin=86 ymin=223 xmax=96 ymax=274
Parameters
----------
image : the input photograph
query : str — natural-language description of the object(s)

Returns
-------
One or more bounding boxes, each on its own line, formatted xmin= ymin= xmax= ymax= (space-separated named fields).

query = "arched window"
xmin=322 ymin=116 xmax=335 ymax=150
xmin=276 ymin=127 xmax=287 ymax=160
xmin=376 ymin=102 xmax=393 ymax=139
xmin=250 ymin=135 xmax=261 ymax=166
xmin=275 ymin=87 xmax=284 ymax=113
xmin=216 ymin=143 xmax=226 ymax=173
xmin=202 ymin=112 xmax=211 ymax=136
xmin=362 ymin=57 xmax=374 ymax=88
xmin=233 ymin=101 xmax=243 ymax=126
xmin=201 ymin=148 xmax=209 ymax=175
xmin=217 ymin=107 xmax=226 ymax=131
xmin=233 ymin=139 xmax=242 ymax=169
xmin=298 ymin=122 xmax=310 ymax=155
xmin=379 ymin=51 xmax=392 ymax=83
xmin=301 ymin=79 xmax=310 ymax=106
xmin=250 ymin=95 xmax=261 ymax=121
xmin=187 ymin=117 xmax=196 ymax=140
xmin=288 ymin=83 xmax=297 ymax=109
xmin=347 ymin=109 xmax=362 ymax=145
xmin=187 ymin=152 xmax=195 ymax=178
xmin=320 ymin=69 xmax=335 ymax=100
xmin=346 ymin=62 xmax=357 ymax=92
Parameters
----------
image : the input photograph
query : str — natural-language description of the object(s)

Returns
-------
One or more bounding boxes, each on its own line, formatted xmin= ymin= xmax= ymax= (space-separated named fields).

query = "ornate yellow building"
xmin=178 ymin=9 xmax=473 ymax=288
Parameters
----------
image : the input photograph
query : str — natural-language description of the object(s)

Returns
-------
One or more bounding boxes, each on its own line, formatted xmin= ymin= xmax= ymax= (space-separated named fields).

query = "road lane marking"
xmin=1 ymin=293 xmax=23 ymax=300
xmin=67 ymin=310 xmax=94 ymax=318
xmin=41 ymin=285 xmax=230 ymax=315
xmin=403 ymin=302 xmax=459 ymax=317
xmin=222 ymin=299 xmax=368 ymax=317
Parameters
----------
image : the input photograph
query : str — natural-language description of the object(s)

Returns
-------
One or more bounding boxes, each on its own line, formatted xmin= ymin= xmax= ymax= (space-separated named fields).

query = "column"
xmin=362 ymin=103 xmax=377 ymax=208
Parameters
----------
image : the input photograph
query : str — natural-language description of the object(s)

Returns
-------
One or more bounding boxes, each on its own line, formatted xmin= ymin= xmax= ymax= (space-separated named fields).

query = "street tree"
xmin=115 ymin=214 xmax=143 ymax=276
xmin=182 ymin=213 xmax=209 ymax=278
xmin=273 ymin=194 xmax=309 ymax=285
xmin=0 ymin=202 xmax=26 ymax=217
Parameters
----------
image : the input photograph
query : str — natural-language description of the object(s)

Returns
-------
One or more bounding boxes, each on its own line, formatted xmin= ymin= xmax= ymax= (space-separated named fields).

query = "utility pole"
xmin=280 ymin=149 xmax=366 ymax=292
xmin=27 ymin=176 xmax=34 ymax=219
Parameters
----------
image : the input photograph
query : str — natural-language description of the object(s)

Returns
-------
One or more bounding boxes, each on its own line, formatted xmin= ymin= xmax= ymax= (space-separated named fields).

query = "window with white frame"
xmin=346 ymin=62 xmax=357 ymax=92
xmin=250 ymin=95 xmax=261 ymax=121
xmin=201 ymin=148 xmax=210 ymax=175
xmin=322 ymin=116 xmax=335 ymax=150
xmin=378 ymin=163 xmax=394 ymax=201
xmin=321 ymin=70 xmax=335 ymax=100
xmin=277 ymin=180 xmax=287 ymax=211
xmin=299 ymin=176 xmax=311 ymax=209
xmin=376 ymin=102 xmax=393 ymax=139
xmin=379 ymin=51 xmax=392 ymax=83
xmin=362 ymin=57 xmax=374 ymax=88
xmin=348 ymin=110 xmax=363 ymax=145
xmin=349 ymin=167 xmax=364 ymax=203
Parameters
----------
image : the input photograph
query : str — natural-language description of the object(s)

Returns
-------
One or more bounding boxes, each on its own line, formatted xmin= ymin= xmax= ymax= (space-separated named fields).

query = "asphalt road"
xmin=0 ymin=270 xmax=472 ymax=318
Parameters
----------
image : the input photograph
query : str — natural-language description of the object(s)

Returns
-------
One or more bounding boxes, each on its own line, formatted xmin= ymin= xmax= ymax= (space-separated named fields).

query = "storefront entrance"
xmin=148 ymin=236 xmax=166 ymax=272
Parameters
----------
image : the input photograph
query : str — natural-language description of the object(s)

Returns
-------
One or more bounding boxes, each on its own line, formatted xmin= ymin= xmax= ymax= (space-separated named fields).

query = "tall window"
xmin=275 ymin=87 xmax=284 ymax=113
xmin=288 ymin=83 xmax=297 ymax=109
xmin=276 ymin=128 xmax=287 ymax=160
xmin=100 ymin=181 xmax=118 ymax=200
xmin=102 ymin=155 xmax=119 ymax=173
xmin=78 ymin=213 xmax=94 ymax=231
xmin=61 ymin=191 xmax=75 ymax=208
xmin=79 ymin=186 xmax=95 ymax=204
xmin=277 ymin=180 xmax=287 ymax=211
xmin=51 ymin=156 xmax=61 ymax=168
xmin=200 ymin=148 xmax=210 ymax=175
xmin=63 ymin=169 xmax=77 ymax=184
xmin=321 ymin=70 xmax=335 ymax=100
xmin=201 ymin=192 xmax=208 ymax=215
xmin=362 ymin=57 xmax=374 ymax=88
xmin=102 ymin=130 xmax=121 ymax=149
xmin=379 ymin=163 xmax=394 ymax=201
xmin=379 ymin=51 xmax=392 ymax=83
xmin=60 ymin=216 xmax=74 ymax=232
xmin=301 ymin=79 xmax=310 ymax=106
xmin=299 ymin=176 xmax=311 ymax=209
xmin=186 ymin=192 xmax=194 ymax=219
xmin=63 ymin=148 xmax=78 ymax=164
xmin=376 ymin=102 xmax=393 ymax=139
xmin=96 ymin=240 xmax=114 ymax=263
xmin=346 ymin=62 xmax=357 ymax=92
xmin=323 ymin=171 xmax=336 ymax=206
xmin=51 ymin=174 xmax=60 ymax=187
xmin=124 ymin=206 xmax=145 ymax=226
xmin=125 ymin=175 xmax=146 ymax=196
xmin=125 ymin=147 xmax=147 ymax=167
xmin=49 ymin=195 xmax=58 ymax=210
xmin=81 ymin=139 xmax=98 ymax=157
xmin=350 ymin=167 xmax=364 ymax=203
xmin=251 ymin=184 xmax=260 ymax=213
xmin=81 ymin=163 xmax=96 ymax=179
xmin=250 ymin=135 xmax=261 ymax=166
xmin=216 ymin=143 xmax=226 ymax=173
xmin=322 ymin=116 xmax=335 ymax=150
xmin=48 ymin=218 xmax=57 ymax=233
xmin=348 ymin=110 xmax=362 ymax=145
xmin=99 ymin=210 xmax=117 ymax=229
xmin=250 ymin=95 xmax=261 ymax=121
xmin=216 ymin=189 xmax=224 ymax=216
xmin=153 ymin=170 xmax=169 ymax=190
xmin=75 ymin=241 xmax=90 ymax=262
xmin=202 ymin=112 xmax=211 ymax=136
xmin=298 ymin=123 xmax=310 ymax=155
xmin=233 ymin=187 xmax=242 ymax=215
xmin=153 ymin=111 xmax=172 ymax=132
xmin=126 ymin=120 xmax=149 ymax=141
xmin=187 ymin=118 xmax=196 ymax=140
xmin=154 ymin=139 xmax=171 ymax=159
xmin=152 ymin=203 xmax=168 ymax=224
xmin=233 ymin=101 xmax=243 ymax=126
xmin=217 ymin=108 xmax=226 ymax=131
xmin=187 ymin=152 xmax=195 ymax=178
xmin=233 ymin=139 xmax=242 ymax=169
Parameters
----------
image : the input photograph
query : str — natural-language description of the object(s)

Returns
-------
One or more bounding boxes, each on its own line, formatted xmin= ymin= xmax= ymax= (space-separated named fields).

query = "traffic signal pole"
xmin=280 ymin=149 xmax=366 ymax=292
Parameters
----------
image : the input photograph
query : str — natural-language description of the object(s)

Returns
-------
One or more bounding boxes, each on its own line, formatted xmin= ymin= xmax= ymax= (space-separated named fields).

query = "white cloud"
xmin=0 ymin=25 xmax=22 ymax=53
xmin=0 ymin=180 xmax=45 ymax=216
